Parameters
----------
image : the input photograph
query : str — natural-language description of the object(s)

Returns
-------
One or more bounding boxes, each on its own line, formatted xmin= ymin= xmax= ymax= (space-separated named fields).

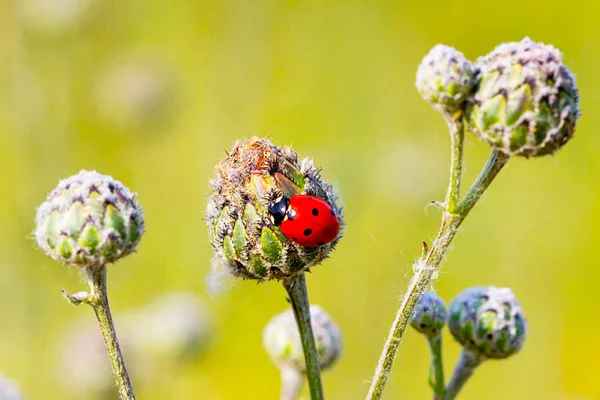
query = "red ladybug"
xmin=268 ymin=195 xmax=340 ymax=248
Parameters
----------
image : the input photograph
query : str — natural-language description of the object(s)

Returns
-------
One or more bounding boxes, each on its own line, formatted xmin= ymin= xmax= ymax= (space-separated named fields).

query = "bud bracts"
xmin=35 ymin=170 xmax=144 ymax=268
xmin=448 ymin=286 xmax=527 ymax=359
xmin=206 ymin=137 xmax=344 ymax=281
xmin=263 ymin=305 xmax=342 ymax=373
xmin=409 ymin=291 xmax=447 ymax=338
xmin=416 ymin=45 xmax=475 ymax=113
xmin=466 ymin=37 xmax=580 ymax=157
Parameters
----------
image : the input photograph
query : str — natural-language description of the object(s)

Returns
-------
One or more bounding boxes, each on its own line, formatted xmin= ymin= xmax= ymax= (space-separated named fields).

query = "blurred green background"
xmin=1 ymin=0 xmax=598 ymax=399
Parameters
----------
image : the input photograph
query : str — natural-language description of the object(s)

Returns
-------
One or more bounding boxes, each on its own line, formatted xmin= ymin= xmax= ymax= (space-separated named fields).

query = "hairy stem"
xmin=444 ymin=113 xmax=465 ymax=214
xmin=280 ymin=366 xmax=305 ymax=400
xmin=283 ymin=274 xmax=324 ymax=400
xmin=443 ymin=350 xmax=482 ymax=400
xmin=86 ymin=265 xmax=136 ymax=400
xmin=365 ymin=150 xmax=509 ymax=400
xmin=428 ymin=335 xmax=445 ymax=399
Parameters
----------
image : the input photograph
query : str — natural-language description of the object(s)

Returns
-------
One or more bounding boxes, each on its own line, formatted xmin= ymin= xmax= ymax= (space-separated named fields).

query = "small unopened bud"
xmin=34 ymin=170 xmax=144 ymax=269
xmin=466 ymin=37 xmax=580 ymax=157
xmin=263 ymin=305 xmax=342 ymax=373
xmin=409 ymin=291 xmax=447 ymax=338
xmin=448 ymin=286 xmax=527 ymax=359
xmin=206 ymin=137 xmax=344 ymax=284
xmin=416 ymin=44 xmax=475 ymax=113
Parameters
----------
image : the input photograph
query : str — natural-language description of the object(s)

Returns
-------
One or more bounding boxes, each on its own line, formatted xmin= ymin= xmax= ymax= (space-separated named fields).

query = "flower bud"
xmin=34 ymin=170 xmax=144 ymax=269
xmin=409 ymin=291 xmax=447 ymax=338
xmin=206 ymin=137 xmax=343 ymax=282
xmin=263 ymin=305 xmax=342 ymax=373
xmin=448 ymin=286 xmax=526 ymax=359
xmin=466 ymin=37 xmax=580 ymax=157
xmin=415 ymin=44 xmax=475 ymax=113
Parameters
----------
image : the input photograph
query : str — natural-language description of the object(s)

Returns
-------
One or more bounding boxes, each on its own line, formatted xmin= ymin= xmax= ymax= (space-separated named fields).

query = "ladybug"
xmin=268 ymin=195 xmax=340 ymax=248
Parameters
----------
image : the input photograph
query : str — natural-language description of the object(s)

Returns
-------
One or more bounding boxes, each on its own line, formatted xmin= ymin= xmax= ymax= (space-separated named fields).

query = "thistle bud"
xmin=466 ymin=37 xmax=580 ymax=157
xmin=263 ymin=305 xmax=342 ymax=373
xmin=206 ymin=137 xmax=343 ymax=282
xmin=415 ymin=44 xmax=475 ymax=113
xmin=34 ymin=170 xmax=144 ymax=269
xmin=409 ymin=291 xmax=447 ymax=338
xmin=448 ymin=286 xmax=527 ymax=359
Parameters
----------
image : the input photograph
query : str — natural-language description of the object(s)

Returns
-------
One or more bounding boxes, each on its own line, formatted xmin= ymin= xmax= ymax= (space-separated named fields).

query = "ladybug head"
xmin=268 ymin=196 xmax=290 ymax=226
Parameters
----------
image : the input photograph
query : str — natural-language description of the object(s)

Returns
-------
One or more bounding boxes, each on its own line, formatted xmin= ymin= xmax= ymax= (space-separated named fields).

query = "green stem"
xmin=280 ymin=366 xmax=305 ymax=400
xmin=444 ymin=113 xmax=465 ymax=214
xmin=428 ymin=335 xmax=445 ymax=399
xmin=443 ymin=350 xmax=483 ymax=400
xmin=283 ymin=274 xmax=324 ymax=400
xmin=85 ymin=265 xmax=136 ymax=400
xmin=365 ymin=150 xmax=509 ymax=400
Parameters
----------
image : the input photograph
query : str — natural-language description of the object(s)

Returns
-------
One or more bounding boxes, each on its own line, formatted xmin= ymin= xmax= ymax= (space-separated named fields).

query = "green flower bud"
xmin=0 ymin=375 xmax=25 ymax=400
xmin=409 ymin=291 xmax=447 ymax=337
xmin=448 ymin=286 xmax=527 ymax=359
xmin=415 ymin=44 xmax=475 ymax=113
xmin=263 ymin=305 xmax=342 ymax=373
xmin=34 ymin=170 xmax=144 ymax=269
xmin=206 ymin=137 xmax=344 ymax=282
xmin=466 ymin=37 xmax=580 ymax=157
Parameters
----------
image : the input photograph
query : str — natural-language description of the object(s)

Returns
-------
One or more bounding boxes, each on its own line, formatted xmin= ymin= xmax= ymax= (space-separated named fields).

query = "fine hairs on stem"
xmin=64 ymin=266 xmax=136 ymax=400
xmin=366 ymin=134 xmax=509 ymax=399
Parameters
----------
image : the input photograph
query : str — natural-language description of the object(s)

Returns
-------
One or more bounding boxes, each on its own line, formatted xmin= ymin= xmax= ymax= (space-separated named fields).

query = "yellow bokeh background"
xmin=1 ymin=0 xmax=598 ymax=399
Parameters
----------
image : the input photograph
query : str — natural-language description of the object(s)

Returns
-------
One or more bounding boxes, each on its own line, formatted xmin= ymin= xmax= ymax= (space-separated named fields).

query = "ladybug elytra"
xmin=268 ymin=195 xmax=340 ymax=248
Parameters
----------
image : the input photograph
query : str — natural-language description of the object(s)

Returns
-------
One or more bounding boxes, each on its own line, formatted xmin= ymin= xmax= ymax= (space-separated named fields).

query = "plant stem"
xmin=444 ymin=113 xmax=465 ymax=214
xmin=283 ymin=273 xmax=324 ymax=400
xmin=280 ymin=366 xmax=305 ymax=400
xmin=427 ymin=335 xmax=445 ymax=399
xmin=365 ymin=150 xmax=509 ymax=400
xmin=443 ymin=350 xmax=482 ymax=400
xmin=85 ymin=265 xmax=136 ymax=400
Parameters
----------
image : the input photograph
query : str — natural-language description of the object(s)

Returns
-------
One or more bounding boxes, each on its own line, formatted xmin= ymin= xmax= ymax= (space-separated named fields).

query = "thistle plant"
xmin=206 ymin=137 xmax=344 ymax=399
xmin=367 ymin=37 xmax=579 ymax=399
xmin=409 ymin=291 xmax=448 ymax=399
xmin=34 ymin=170 xmax=144 ymax=400
xmin=444 ymin=287 xmax=527 ymax=399
xmin=263 ymin=305 xmax=342 ymax=400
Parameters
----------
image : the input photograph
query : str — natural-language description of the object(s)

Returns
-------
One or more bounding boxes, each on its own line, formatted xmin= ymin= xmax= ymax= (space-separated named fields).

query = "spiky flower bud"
xmin=263 ymin=305 xmax=342 ymax=373
xmin=410 ymin=291 xmax=447 ymax=338
xmin=416 ymin=44 xmax=475 ymax=113
xmin=206 ymin=137 xmax=343 ymax=282
xmin=466 ymin=37 xmax=580 ymax=157
xmin=448 ymin=286 xmax=527 ymax=359
xmin=34 ymin=170 xmax=144 ymax=269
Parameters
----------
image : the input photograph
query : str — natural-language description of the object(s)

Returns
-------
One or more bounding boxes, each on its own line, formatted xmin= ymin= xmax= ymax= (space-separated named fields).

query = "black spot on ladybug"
xmin=312 ymin=208 xmax=319 ymax=216
xmin=292 ymin=237 xmax=298 ymax=241
xmin=317 ymin=241 xmax=324 ymax=246
xmin=330 ymin=209 xmax=335 ymax=216
xmin=304 ymin=228 xmax=312 ymax=236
